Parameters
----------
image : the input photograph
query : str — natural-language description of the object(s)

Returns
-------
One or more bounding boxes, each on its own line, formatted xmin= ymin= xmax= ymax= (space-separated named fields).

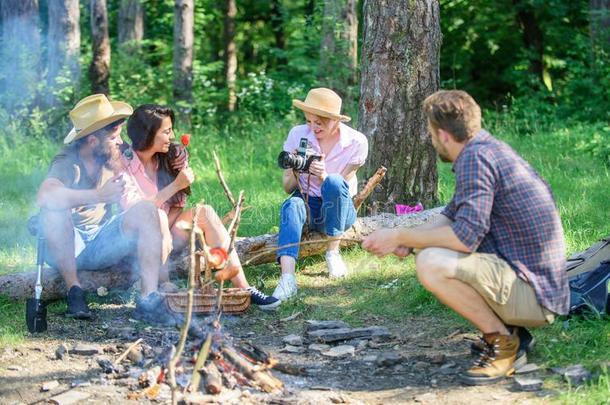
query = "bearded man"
xmin=37 ymin=94 xmax=176 ymax=324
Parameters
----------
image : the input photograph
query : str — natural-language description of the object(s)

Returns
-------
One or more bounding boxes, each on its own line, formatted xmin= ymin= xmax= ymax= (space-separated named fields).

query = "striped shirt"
xmin=442 ymin=131 xmax=569 ymax=315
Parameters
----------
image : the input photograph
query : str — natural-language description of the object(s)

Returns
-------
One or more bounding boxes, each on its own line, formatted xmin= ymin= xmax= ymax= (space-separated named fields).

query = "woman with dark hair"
xmin=120 ymin=104 xmax=279 ymax=310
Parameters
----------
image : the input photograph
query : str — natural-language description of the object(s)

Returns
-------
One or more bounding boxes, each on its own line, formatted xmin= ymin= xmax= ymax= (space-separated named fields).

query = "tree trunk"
xmin=0 ymin=0 xmax=40 ymax=111
xmin=224 ymin=0 xmax=238 ymax=112
xmin=513 ymin=0 xmax=544 ymax=84
xmin=0 ymin=208 xmax=442 ymax=300
xmin=270 ymin=0 xmax=286 ymax=66
xmin=319 ymin=0 xmax=358 ymax=90
xmin=358 ymin=0 xmax=440 ymax=211
xmin=590 ymin=0 xmax=610 ymax=52
xmin=89 ymin=0 xmax=111 ymax=95
xmin=173 ymin=0 xmax=194 ymax=117
xmin=118 ymin=0 xmax=145 ymax=53
xmin=47 ymin=0 xmax=80 ymax=106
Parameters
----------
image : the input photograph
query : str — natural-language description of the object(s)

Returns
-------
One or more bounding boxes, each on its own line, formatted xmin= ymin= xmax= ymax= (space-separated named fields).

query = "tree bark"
xmin=89 ymin=0 xmax=111 ymax=95
xmin=358 ymin=0 xmax=440 ymax=211
xmin=0 ymin=208 xmax=443 ymax=300
xmin=319 ymin=0 xmax=358 ymax=90
xmin=224 ymin=0 xmax=238 ymax=112
xmin=590 ymin=0 xmax=610 ymax=52
xmin=118 ymin=0 xmax=145 ymax=53
xmin=47 ymin=0 xmax=80 ymax=106
xmin=270 ymin=0 xmax=286 ymax=66
xmin=0 ymin=0 xmax=40 ymax=111
xmin=173 ymin=0 xmax=194 ymax=109
xmin=513 ymin=0 xmax=544 ymax=83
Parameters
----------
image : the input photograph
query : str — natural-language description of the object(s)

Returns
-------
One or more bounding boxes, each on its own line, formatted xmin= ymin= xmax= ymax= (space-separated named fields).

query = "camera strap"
xmin=293 ymin=170 xmax=312 ymax=227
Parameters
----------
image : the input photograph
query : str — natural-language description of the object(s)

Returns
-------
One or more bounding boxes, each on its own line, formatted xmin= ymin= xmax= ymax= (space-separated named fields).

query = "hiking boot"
xmin=272 ymin=273 xmax=298 ymax=301
xmin=133 ymin=292 xmax=182 ymax=327
xmin=470 ymin=326 xmax=534 ymax=369
xmin=248 ymin=287 xmax=281 ymax=311
xmin=66 ymin=286 xmax=92 ymax=319
xmin=460 ymin=331 xmax=520 ymax=386
xmin=326 ymin=250 xmax=348 ymax=278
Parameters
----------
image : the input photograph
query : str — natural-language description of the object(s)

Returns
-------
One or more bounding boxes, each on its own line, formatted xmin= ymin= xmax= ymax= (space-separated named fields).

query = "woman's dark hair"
xmin=127 ymin=104 xmax=175 ymax=151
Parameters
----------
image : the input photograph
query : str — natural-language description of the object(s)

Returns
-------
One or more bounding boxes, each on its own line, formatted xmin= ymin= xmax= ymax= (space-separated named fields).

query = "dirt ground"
xmin=0 ymin=298 xmax=558 ymax=405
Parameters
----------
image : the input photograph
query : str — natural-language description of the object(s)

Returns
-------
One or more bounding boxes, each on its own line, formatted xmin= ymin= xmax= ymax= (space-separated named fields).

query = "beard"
xmin=93 ymin=141 xmax=121 ymax=173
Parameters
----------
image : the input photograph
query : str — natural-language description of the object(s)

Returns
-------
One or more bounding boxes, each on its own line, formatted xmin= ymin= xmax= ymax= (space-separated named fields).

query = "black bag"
xmin=569 ymin=260 xmax=610 ymax=315
xmin=566 ymin=236 xmax=610 ymax=315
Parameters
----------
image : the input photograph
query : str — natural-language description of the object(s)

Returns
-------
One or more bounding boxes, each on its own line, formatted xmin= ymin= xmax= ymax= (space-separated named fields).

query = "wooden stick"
xmin=353 ymin=166 xmax=387 ymax=210
xmin=114 ymin=338 xmax=143 ymax=366
xmin=189 ymin=333 xmax=212 ymax=392
xmin=220 ymin=347 xmax=283 ymax=393
xmin=226 ymin=191 xmax=245 ymax=255
xmin=212 ymin=151 xmax=236 ymax=207
xmin=202 ymin=362 xmax=223 ymax=394
xmin=169 ymin=205 xmax=201 ymax=405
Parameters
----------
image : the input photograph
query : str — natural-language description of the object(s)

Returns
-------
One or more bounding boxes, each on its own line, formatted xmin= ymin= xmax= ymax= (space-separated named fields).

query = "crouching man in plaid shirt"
xmin=362 ymin=90 xmax=569 ymax=385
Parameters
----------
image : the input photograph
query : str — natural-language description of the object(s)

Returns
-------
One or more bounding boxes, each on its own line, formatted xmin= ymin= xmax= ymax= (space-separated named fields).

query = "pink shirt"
xmin=283 ymin=123 xmax=368 ymax=197
xmin=119 ymin=151 xmax=171 ymax=214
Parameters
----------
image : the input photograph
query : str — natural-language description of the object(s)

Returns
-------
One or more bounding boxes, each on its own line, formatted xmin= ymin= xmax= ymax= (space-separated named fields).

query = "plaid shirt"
xmin=442 ymin=131 xmax=569 ymax=315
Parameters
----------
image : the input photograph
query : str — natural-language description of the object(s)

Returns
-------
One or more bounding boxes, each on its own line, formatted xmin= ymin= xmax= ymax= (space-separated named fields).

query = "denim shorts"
xmin=46 ymin=214 xmax=136 ymax=271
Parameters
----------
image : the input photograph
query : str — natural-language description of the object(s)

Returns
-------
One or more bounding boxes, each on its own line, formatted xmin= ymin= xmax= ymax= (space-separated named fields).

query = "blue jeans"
xmin=277 ymin=174 xmax=357 ymax=260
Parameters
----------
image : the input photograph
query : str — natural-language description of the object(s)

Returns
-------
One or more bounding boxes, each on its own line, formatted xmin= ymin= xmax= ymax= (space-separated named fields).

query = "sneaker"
xmin=133 ymin=292 xmax=182 ymax=327
xmin=325 ymin=250 xmax=348 ymax=278
xmin=248 ymin=287 xmax=281 ymax=311
xmin=460 ymin=331 xmax=520 ymax=386
xmin=470 ymin=326 xmax=534 ymax=370
xmin=66 ymin=286 xmax=92 ymax=319
xmin=272 ymin=274 xmax=298 ymax=301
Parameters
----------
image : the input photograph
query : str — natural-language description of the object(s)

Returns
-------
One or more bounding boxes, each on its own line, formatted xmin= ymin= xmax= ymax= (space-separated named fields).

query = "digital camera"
xmin=277 ymin=137 xmax=322 ymax=173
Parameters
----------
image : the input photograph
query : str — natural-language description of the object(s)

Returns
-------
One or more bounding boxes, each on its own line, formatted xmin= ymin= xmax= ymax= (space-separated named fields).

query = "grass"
xmin=0 ymin=109 xmax=609 ymax=401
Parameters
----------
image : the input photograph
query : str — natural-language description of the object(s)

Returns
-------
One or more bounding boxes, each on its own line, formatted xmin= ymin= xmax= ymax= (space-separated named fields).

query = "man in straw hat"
xmin=362 ymin=90 xmax=568 ymax=385
xmin=272 ymin=88 xmax=368 ymax=302
xmin=37 ymin=94 xmax=180 ymax=325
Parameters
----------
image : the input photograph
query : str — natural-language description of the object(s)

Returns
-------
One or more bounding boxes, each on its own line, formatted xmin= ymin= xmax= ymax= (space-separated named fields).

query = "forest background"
xmin=0 ymin=0 xmax=609 ymax=402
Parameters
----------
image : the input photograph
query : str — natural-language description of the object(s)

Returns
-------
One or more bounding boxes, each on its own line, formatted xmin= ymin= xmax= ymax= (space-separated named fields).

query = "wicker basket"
xmin=163 ymin=288 xmax=251 ymax=314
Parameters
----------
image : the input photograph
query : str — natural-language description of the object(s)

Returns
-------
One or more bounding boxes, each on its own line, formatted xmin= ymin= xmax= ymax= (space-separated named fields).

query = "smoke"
xmin=0 ymin=8 xmax=41 ymax=112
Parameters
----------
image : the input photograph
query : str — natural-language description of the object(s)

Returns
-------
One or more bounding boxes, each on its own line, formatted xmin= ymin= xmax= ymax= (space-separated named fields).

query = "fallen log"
xmin=0 ymin=207 xmax=443 ymax=300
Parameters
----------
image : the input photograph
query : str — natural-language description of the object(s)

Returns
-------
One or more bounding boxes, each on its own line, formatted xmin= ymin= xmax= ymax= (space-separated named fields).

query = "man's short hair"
xmin=423 ymin=90 xmax=481 ymax=142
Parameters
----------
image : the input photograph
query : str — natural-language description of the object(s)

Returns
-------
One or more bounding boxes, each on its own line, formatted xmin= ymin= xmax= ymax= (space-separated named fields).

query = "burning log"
xmin=220 ymin=347 xmax=283 ymax=393
xmin=201 ymin=362 xmax=223 ymax=394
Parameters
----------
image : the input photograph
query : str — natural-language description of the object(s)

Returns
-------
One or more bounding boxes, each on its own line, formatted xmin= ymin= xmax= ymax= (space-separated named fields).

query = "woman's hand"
xmin=174 ymin=167 xmax=194 ymax=190
xmin=308 ymin=154 xmax=327 ymax=180
xmin=170 ymin=144 xmax=189 ymax=171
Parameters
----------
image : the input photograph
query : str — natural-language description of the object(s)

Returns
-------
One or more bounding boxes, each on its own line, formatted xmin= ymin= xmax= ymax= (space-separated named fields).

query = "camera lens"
xmin=277 ymin=151 xmax=306 ymax=170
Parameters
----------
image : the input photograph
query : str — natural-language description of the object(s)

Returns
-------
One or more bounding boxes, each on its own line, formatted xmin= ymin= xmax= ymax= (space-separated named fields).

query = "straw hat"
xmin=292 ymin=88 xmax=351 ymax=122
xmin=63 ymin=94 xmax=133 ymax=144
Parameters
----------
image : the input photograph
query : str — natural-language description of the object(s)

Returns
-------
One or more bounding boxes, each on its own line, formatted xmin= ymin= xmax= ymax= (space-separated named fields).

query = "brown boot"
xmin=460 ymin=331 xmax=519 ymax=386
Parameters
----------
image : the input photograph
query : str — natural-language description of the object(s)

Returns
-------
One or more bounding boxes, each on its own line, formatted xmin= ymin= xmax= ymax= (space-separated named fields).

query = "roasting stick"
xmin=114 ymin=338 xmax=143 ymax=367
xmin=212 ymin=151 xmax=236 ymax=206
xmin=168 ymin=205 xmax=201 ymax=405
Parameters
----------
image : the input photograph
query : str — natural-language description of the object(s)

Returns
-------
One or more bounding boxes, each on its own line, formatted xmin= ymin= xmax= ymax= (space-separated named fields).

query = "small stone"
xmin=309 ymin=343 xmax=331 ymax=352
xmin=96 ymin=357 xmax=117 ymax=374
xmin=280 ymin=345 xmax=305 ymax=354
xmin=322 ymin=345 xmax=355 ymax=358
xmin=41 ymin=380 xmax=60 ymax=391
xmin=516 ymin=363 xmax=541 ymax=374
xmin=514 ymin=376 xmax=544 ymax=392
xmin=55 ymin=343 xmax=69 ymax=360
xmin=97 ymin=286 xmax=108 ymax=297
xmin=430 ymin=354 xmax=446 ymax=364
xmin=127 ymin=347 xmax=144 ymax=364
xmin=375 ymin=352 xmax=402 ymax=367
xmin=362 ymin=355 xmax=377 ymax=362
xmin=563 ymin=364 xmax=591 ymax=385
xmin=70 ymin=380 xmax=91 ymax=388
xmin=305 ymin=320 xmax=349 ymax=332
xmin=413 ymin=361 xmax=428 ymax=369
xmin=329 ymin=393 xmax=351 ymax=403
xmin=49 ymin=390 xmax=91 ymax=405
xmin=70 ymin=344 xmax=101 ymax=356
xmin=282 ymin=334 xmax=303 ymax=346
xmin=7 ymin=365 xmax=22 ymax=371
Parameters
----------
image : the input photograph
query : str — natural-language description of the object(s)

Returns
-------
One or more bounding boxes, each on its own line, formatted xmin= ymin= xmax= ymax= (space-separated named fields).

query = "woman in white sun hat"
xmin=272 ymin=88 xmax=368 ymax=302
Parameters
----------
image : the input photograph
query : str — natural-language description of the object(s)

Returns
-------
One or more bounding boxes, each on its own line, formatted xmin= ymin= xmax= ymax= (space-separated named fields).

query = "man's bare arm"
xmin=37 ymin=176 xmax=124 ymax=210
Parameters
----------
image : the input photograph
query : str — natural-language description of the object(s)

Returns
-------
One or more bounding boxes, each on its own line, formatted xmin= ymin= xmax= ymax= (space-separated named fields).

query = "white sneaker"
xmin=272 ymin=274 xmax=298 ymax=301
xmin=326 ymin=250 xmax=348 ymax=278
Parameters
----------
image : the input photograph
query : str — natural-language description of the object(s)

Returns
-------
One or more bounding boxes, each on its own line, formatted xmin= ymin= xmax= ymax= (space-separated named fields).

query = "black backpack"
xmin=567 ymin=237 xmax=610 ymax=315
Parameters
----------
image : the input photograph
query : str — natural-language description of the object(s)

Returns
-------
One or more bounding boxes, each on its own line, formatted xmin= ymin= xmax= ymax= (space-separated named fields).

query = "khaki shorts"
xmin=455 ymin=253 xmax=556 ymax=328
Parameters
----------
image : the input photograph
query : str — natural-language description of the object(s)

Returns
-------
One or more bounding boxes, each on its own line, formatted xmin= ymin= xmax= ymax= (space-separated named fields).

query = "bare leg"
xmin=327 ymin=237 xmax=341 ymax=252
xmin=416 ymin=247 xmax=509 ymax=335
xmin=171 ymin=205 xmax=250 ymax=288
xmin=122 ymin=201 xmax=163 ymax=297
xmin=157 ymin=209 xmax=173 ymax=284
xmin=40 ymin=209 xmax=80 ymax=289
